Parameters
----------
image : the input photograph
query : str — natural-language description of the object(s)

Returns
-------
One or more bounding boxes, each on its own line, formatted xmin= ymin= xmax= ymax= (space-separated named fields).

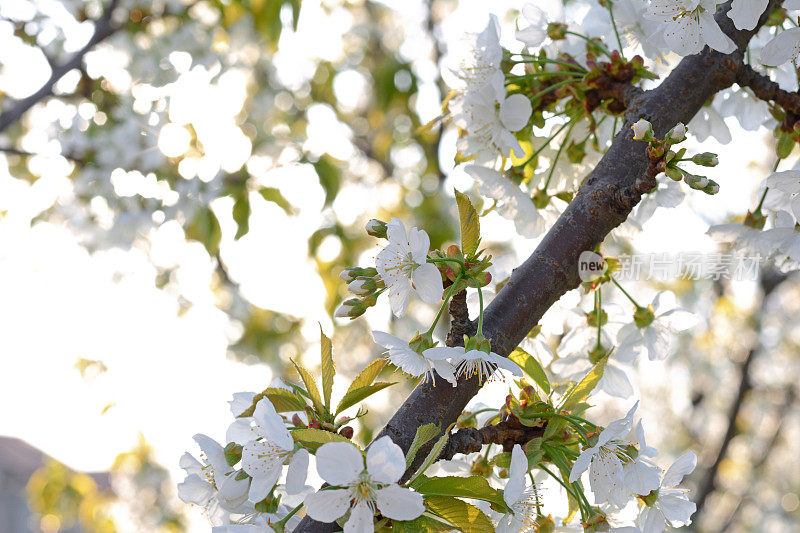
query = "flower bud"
xmin=631 ymin=119 xmax=654 ymax=141
xmin=291 ymin=413 xmax=306 ymax=428
xmin=334 ymin=298 xmax=365 ymax=319
xmin=702 ymin=179 xmax=720 ymax=195
xmin=339 ymin=267 xmax=359 ymax=283
xmin=348 ymin=276 xmax=377 ymax=295
xmin=339 ymin=426 xmax=354 ymax=439
xmin=665 ymin=123 xmax=686 ymax=144
xmin=365 ymin=219 xmax=388 ymax=239
xmin=683 ymin=173 xmax=709 ymax=190
xmin=664 ymin=166 xmax=683 ymax=181
xmin=546 ymin=22 xmax=568 ymax=40
xmin=691 ymin=152 xmax=719 ymax=167
xmin=457 ymin=411 xmax=477 ymax=428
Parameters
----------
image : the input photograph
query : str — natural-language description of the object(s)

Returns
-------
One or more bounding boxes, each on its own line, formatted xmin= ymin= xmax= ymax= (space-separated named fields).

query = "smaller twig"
xmin=736 ymin=63 xmax=800 ymax=116
xmin=445 ymin=289 xmax=473 ymax=347
xmin=438 ymin=417 xmax=546 ymax=460
xmin=0 ymin=146 xmax=84 ymax=164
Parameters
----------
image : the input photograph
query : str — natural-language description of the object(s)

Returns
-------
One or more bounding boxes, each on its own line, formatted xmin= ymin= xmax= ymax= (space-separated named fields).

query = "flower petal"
xmin=375 ymin=484 xmax=425 ymax=520
xmin=569 ymin=447 xmax=596 ymax=483
xmin=412 ymin=263 xmax=444 ymax=304
xmin=386 ymin=218 xmax=408 ymax=248
xmin=316 ymin=442 xmax=364 ymax=485
xmin=728 ymin=0 xmax=767 ymax=30
xmin=761 ymin=27 xmax=800 ymax=66
xmin=286 ymin=448 xmax=309 ymax=495
xmin=249 ymin=470 xmax=280 ymax=503
xmin=253 ymin=398 xmax=293 ymax=451
xmin=499 ymin=94 xmax=532 ymax=132
xmin=366 ymin=436 xmax=406 ymax=484
xmin=699 ymin=12 xmax=736 ymax=54
xmin=344 ymin=500 xmax=375 ymax=532
xmin=661 ymin=450 xmax=697 ymax=488
xmin=503 ymin=444 xmax=527 ymax=507
xmin=304 ymin=488 xmax=352 ymax=523
xmin=407 ymin=227 xmax=431 ymax=264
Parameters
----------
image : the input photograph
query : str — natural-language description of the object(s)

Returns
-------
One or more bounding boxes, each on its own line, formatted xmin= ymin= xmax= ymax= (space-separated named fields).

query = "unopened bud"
xmin=339 ymin=426 xmax=354 ymax=439
xmin=665 ymin=166 xmax=683 ymax=181
xmin=334 ymin=298 xmax=365 ymax=319
xmin=365 ymin=219 xmax=388 ymax=239
xmin=292 ymin=413 xmax=306 ymax=428
xmin=348 ymin=276 xmax=377 ymax=295
xmin=546 ymin=22 xmax=568 ymax=40
xmin=683 ymin=173 xmax=709 ymax=190
xmin=702 ymin=179 xmax=720 ymax=195
xmin=631 ymin=119 xmax=653 ymax=141
xmin=665 ymin=123 xmax=686 ymax=144
xmin=691 ymin=152 xmax=719 ymax=167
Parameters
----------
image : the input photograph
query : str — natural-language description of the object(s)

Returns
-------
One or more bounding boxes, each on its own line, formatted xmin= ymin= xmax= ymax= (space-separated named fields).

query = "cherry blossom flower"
xmin=637 ymin=451 xmax=697 ymax=533
xmin=766 ymin=170 xmax=800 ymax=220
xmin=616 ymin=291 xmax=697 ymax=362
xmin=646 ymin=0 xmax=736 ymax=56
xmin=423 ymin=345 xmax=523 ymax=382
xmin=229 ymin=398 xmax=309 ymax=503
xmin=761 ymin=27 xmax=800 ymax=66
xmin=303 ymin=437 xmax=424 ymax=531
xmin=178 ymin=434 xmax=251 ymax=514
xmin=371 ymin=330 xmax=457 ymax=385
xmin=497 ymin=444 xmax=539 ymax=532
xmin=515 ymin=2 xmax=564 ymax=48
xmin=728 ymin=0 xmax=768 ymax=30
xmin=569 ymin=402 xmax=639 ymax=507
xmin=376 ymin=218 xmax=443 ymax=317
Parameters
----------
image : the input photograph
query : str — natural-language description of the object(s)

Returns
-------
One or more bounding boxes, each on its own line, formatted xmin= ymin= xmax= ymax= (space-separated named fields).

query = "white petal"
xmin=791 ymin=196 xmax=800 ymax=221
xmin=177 ymin=474 xmax=214 ymax=505
xmin=372 ymin=330 xmax=408 ymax=349
xmin=386 ymin=218 xmax=408 ymax=248
xmin=499 ymin=94 xmax=533 ymax=132
xmin=638 ymin=505 xmax=667 ymax=533
xmin=286 ymin=448 xmax=309 ymax=495
xmin=761 ymin=27 xmax=800 ymax=66
xmin=387 ymin=279 xmax=412 ymax=318
xmin=375 ymin=484 xmax=425 ymax=520
xmin=431 ymin=358 xmax=458 ymax=385
xmin=366 ymin=436 xmax=406 ymax=484
xmin=644 ymin=325 xmax=672 ymax=361
xmin=658 ymin=490 xmax=696 ymax=525
xmin=344 ymin=500 xmax=375 ymax=532
xmin=661 ymin=450 xmax=697 ymax=488
xmin=316 ymin=442 xmax=364 ymax=485
xmin=624 ymin=459 xmax=661 ymax=495
xmin=229 ymin=391 xmax=256 ymax=417
xmin=253 ymin=398 xmax=293 ymax=451
xmin=486 ymin=351 xmax=524 ymax=376
xmin=599 ymin=363 xmax=634 ymax=399
xmin=423 ymin=346 xmax=464 ymax=361
xmin=569 ymin=447 xmax=596 ymax=483
xmin=412 ymin=263 xmax=444 ymax=304
xmin=304 ymin=488 xmax=352 ymax=522
xmin=516 ymin=26 xmax=547 ymax=47
xmin=766 ymin=170 xmax=800 ymax=192
xmin=241 ymin=440 xmax=284 ymax=484
xmin=227 ymin=418 xmax=255 ymax=445
xmin=664 ymin=18 xmax=704 ymax=56
xmin=503 ymin=444 xmax=527 ymax=507
xmin=658 ymin=308 xmax=697 ymax=331
xmin=407 ymin=227 xmax=431 ymax=264
xmin=699 ymin=12 xmax=736 ymax=53
xmin=249 ymin=471 xmax=279 ymax=503
xmin=728 ymin=0 xmax=767 ymax=30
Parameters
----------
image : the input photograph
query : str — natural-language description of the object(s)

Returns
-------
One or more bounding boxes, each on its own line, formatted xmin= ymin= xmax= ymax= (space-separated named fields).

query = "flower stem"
xmin=565 ymin=31 xmax=611 ymax=57
xmin=510 ymin=56 xmax=588 ymax=73
xmin=543 ymin=119 xmax=577 ymax=191
xmin=754 ymin=158 xmax=782 ymax=214
xmin=595 ymin=287 xmax=602 ymax=346
xmin=606 ymin=3 xmax=625 ymax=56
xmin=610 ymin=276 xmax=643 ymax=310
xmin=427 ymin=274 xmax=463 ymax=335
xmin=519 ymin=119 xmax=574 ymax=168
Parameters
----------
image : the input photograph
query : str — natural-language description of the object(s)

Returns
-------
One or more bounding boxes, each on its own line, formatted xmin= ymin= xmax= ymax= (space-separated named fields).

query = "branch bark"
xmin=295 ymin=2 xmax=782 ymax=530
xmin=439 ymin=418 xmax=545 ymax=461
xmin=736 ymin=63 xmax=800 ymax=115
xmin=0 ymin=0 xmax=121 ymax=133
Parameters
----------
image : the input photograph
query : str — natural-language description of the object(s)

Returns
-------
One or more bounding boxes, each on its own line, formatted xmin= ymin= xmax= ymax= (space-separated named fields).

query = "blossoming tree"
xmin=3 ymin=0 xmax=800 ymax=532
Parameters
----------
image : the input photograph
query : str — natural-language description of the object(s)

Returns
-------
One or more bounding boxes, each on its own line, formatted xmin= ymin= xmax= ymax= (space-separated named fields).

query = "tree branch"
xmin=445 ymin=289 xmax=471 ymax=347
xmin=0 ymin=0 xmax=121 ymax=133
xmin=736 ymin=62 xmax=800 ymax=115
xmin=294 ymin=2 xmax=782 ymax=530
xmin=439 ymin=417 xmax=545 ymax=461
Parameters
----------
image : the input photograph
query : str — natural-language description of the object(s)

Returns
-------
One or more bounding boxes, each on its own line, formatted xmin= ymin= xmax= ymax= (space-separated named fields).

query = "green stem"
xmin=534 ymin=412 xmax=589 ymax=443
xmin=543 ymin=119 xmax=577 ymax=191
xmin=519 ymin=119 xmax=573 ymax=168
xmin=606 ymin=3 xmax=625 ymax=55
xmin=538 ymin=464 xmax=587 ymax=520
xmin=510 ymin=57 xmax=588 ymax=72
xmin=528 ymin=78 xmax=576 ymax=101
xmin=610 ymin=276 xmax=643 ymax=310
xmin=506 ymin=71 xmax=583 ymax=80
xmin=427 ymin=274 xmax=463 ymax=335
xmin=755 ymin=158 xmax=782 ymax=214
xmin=275 ymin=502 xmax=304 ymax=530
xmin=595 ymin=287 xmax=602 ymax=346
xmin=565 ymin=31 xmax=611 ymax=56
xmin=428 ymin=256 xmax=466 ymax=267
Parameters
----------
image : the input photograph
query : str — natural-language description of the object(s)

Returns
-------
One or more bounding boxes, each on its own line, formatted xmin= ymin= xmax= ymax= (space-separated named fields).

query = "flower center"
xmin=349 ymin=473 xmax=378 ymax=512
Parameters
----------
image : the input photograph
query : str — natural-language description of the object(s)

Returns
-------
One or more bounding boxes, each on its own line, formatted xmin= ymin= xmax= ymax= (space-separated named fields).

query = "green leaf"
xmin=454 ymin=189 xmax=481 ymax=256
xmin=393 ymin=513 xmax=453 ymax=532
xmin=291 ymin=359 xmax=327 ymax=419
xmin=424 ymin=496 xmax=495 ymax=533
xmin=239 ymin=387 xmax=306 ymax=416
xmin=319 ymin=326 xmax=335 ymax=411
xmin=185 ymin=206 xmax=222 ymax=255
xmin=508 ymin=347 xmax=550 ymax=394
xmin=335 ymin=382 xmax=396 ymax=415
xmin=411 ymin=475 xmax=508 ymax=510
xmin=290 ymin=428 xmax=351 ymax=453
xmin=406 ymin=423 xmax=439 ymax=470
xmin=258 ymin=187 xmax=294 ymax=214
xmin=345 ymin=358 xmax=386 ymax=396
xmin=232 ymin=192 xmax=251 ymax=240
xmin=408 ymin=424 xmax=455 ymax=485
xmin=312 ymin=154 xmax=341 ymax=206
xmin=560 ymin=354 xmax=608 ymax=411
xmin=777 ymin=131 xmax=795 ymax=159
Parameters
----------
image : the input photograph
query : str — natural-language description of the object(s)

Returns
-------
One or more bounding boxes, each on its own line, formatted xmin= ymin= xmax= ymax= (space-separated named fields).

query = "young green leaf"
xmin=405 ymin=423 xmax=440 ymax=470
xmin=508 ymin=347 xmax=551 ymax=394
xmin=290 ymin=428 xmax=351 ymax=453
xmin=291 ymin=359 xmax=327 ymax=419
xmin=319 ymin=326 xmax=335 ymax=411
xmin=407 ymin=423 xmax=455 ymax=485
xmin=258 ymin=186 xmax=294 ymax=214
xmin=411 ymin=475 xmax=508 ymax=510
xmin=345 ymin=358 xmax=387 ymax=395
xmin=560 ymin=354 xmax=608 ymax=411
xmin=239 ymin=387 xmax=306 ymax=416
xmin=425 ymin=495 xmax=495 ymax=533
xmin=232 ymin=192 xmax=251 ymax=240
xmin=335 ymin=382 xmax=396 ymax=415
xmin=454 ymin=189 xmax=481 ymax=256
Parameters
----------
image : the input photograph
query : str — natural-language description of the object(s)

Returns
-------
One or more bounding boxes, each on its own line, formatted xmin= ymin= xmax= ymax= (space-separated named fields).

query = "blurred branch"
xmin=715 ymin=386 xmax=796 ymax=533
xmin=0 ymin=0 xmax=122 ymax=133
xmin=0 ymin=145 xmax=84 ymax=163
xmin=294 ymin=2 xmax=783 ymax=530
xmin=693 ymin=270 xmax=787 ymax=516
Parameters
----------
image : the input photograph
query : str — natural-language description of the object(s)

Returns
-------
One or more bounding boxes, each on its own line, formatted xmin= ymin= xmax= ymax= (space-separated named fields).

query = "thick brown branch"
xmin=445 ymin=289 xmax=472 ymax=347
xmin=439 ymin=418 xmax=546 ymax=461
xmin=0 ymin=0 xmax=121 ymax=133
xmin=295 ymin=2 xmax=781 ymax=530
xmin=736 ymin=62 xmax=800 ymax=116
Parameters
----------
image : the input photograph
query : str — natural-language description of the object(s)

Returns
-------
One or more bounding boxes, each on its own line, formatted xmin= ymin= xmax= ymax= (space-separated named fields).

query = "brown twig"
xmin=439 ymin=418 xmax=546 ymax=461
xmin=445 ymin=289 xmax=472 ymax=347
xmin=736 ymin=62 xmax=800 ymax=116
xmin=0 ymin=0 xmax=121 ymax=133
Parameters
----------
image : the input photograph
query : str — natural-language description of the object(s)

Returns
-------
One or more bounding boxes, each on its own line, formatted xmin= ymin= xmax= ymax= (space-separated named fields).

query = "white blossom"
xmin=497 ymin=444 xmax=539 ymax=532
xmin=728 ymin=0 xmax=768 ymax=30
xmin=646 ymin=0 xmax=736 ymax=56
xmin=423 ymin=345 xmax=523 ymax=382
xmin=616 ymin=291 xmax=697 ymax=362
xmin=371 ymin=330 xmax=457 ymax=385
xmin=637 ymin=452 xmax=697 ymax=532
xmin=303 ymin=437 xmax=424 ymax=531
xmin=376 ymin=218 xmax=443 ymax=317
xmin=761 ymin=27 xmax=800 ymax=66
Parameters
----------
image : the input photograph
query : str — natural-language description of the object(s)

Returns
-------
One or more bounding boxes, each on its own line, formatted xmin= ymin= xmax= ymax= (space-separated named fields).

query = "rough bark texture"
xmin=439 ymin=418 xmax=546 ymax=460
xmin=296 ymin=2 xmax=782 ymax=530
